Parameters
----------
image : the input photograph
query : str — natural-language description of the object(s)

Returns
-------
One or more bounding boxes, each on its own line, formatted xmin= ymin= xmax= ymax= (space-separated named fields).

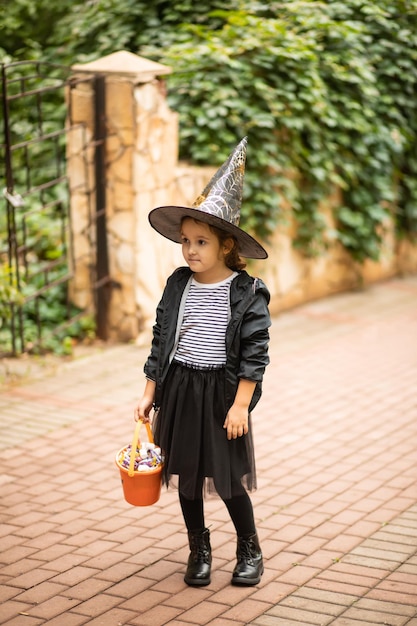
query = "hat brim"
xmin=148 ymin=206 xmax=268 ymax=259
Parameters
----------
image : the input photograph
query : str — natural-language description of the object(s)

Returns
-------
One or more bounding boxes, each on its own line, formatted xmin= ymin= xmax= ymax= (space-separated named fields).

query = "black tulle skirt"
xmin=153 ymin=361 xmax=257 ymax=501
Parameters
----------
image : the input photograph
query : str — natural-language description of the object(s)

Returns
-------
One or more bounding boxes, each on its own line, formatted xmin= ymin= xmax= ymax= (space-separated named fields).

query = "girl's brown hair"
xmin=206 ymin=224 xmax=246 ymax=271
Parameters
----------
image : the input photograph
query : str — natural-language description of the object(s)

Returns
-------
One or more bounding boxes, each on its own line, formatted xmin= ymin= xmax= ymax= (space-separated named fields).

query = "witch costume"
xmin=144 ymin=137 xmax=271 ymax=586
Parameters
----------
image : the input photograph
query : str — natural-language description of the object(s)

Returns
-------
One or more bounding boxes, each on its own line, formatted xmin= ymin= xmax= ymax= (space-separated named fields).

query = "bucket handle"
xmin=128 ymin=420 xmax=154 ymax=477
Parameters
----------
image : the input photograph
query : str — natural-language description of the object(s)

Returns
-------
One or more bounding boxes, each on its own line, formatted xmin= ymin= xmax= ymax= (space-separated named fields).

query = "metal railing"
xmin=0 ymin=61 xmax=110 ymax=355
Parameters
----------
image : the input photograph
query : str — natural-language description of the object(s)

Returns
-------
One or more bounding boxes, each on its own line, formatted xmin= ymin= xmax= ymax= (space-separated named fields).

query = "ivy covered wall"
xmin=2 ymin=0 xmax=417 ymax=264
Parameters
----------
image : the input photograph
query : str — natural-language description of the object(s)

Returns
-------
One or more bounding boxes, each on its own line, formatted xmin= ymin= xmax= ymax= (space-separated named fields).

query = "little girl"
xmin=135 ymin=137 xmax=271 ymax=587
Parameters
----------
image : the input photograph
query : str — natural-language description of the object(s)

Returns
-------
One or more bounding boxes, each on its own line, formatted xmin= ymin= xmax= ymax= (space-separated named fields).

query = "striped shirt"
xmin=174 ymin=273 xmax=237 ymax=368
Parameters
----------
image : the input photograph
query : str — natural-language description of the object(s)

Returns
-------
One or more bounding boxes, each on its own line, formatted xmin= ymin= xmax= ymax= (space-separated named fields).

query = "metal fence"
xmin=0 ymin=60 xmax=109 ymax=356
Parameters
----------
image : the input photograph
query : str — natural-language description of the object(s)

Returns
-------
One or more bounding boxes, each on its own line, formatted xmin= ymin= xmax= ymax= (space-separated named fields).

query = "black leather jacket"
xmin=144 ymin=267 xmax=271 ymax=412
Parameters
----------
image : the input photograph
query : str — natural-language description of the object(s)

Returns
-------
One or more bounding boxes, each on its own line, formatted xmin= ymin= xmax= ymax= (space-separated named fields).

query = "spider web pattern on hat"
xmin=192 ymin=138 xmax=246 ymax=226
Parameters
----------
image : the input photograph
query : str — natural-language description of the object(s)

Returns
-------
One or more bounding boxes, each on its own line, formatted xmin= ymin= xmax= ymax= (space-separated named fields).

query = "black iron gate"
xmin=0 ymin=60 xmax=110 ymax=356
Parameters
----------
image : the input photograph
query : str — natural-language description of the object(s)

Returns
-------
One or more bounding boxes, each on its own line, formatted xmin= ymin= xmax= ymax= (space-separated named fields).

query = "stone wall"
xmin=68 ymin=51 xmax=417 ymax=343
xmin=252 ymin=208 xmax=417 ymax=317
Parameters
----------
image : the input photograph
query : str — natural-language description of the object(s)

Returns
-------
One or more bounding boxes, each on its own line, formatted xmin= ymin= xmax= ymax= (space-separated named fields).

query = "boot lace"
xmin=190 ymin=537 xmax=210 ymax=563
xmin=238 ymin=539 xmax=255 ymax=564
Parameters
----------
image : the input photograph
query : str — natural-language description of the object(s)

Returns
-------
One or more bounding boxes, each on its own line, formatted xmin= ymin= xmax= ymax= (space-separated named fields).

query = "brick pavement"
xmin=0 ymin=275 xmax=417 ymax=626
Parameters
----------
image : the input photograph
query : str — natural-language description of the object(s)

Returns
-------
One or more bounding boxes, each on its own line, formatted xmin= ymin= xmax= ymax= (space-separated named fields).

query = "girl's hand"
xmin=134 ymin=396 xmax=153 ymax=423
xmin=223 ymin=378 xmax=255 ymax=439
xmin=223 ymin=404 xmax=249 ymax=440
xmin=134 ymin=379 xmax=156 ymax=423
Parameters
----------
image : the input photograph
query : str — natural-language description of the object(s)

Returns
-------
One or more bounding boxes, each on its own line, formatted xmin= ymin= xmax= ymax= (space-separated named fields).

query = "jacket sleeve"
xmin=143 ymin=267 xmax=191 ymax=384
xmin=143 ymin=273 xmax=172 ymax=382
xmin=143 ymin=295 xmax=164 ymax=382
xmin=237 ymin=289 xmax=271 ymax=383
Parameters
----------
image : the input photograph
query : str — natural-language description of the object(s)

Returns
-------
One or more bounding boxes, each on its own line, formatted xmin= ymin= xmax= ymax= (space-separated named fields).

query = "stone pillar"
xmin=69 ymin=51 xmax=174 ymax=341
xmin=66 ymin=75 xmax=96 ymax=314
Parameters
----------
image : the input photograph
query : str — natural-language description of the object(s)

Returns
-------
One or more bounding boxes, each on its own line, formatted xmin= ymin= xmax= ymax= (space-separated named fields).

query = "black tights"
xmin=179 ymin=483 xmax=256 ymax=538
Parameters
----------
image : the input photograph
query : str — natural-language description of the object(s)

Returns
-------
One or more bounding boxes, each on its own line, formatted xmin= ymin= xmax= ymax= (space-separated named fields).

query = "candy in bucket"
xmin=117 ymin=441 xmax=163 ymax=472
xmin=115 ymin=420 xmax=164 ymax=506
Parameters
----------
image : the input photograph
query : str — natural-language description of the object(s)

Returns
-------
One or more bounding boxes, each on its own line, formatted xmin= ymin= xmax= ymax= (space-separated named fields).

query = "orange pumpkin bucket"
xmin=115 ymin=420 xmax=163 ymax=506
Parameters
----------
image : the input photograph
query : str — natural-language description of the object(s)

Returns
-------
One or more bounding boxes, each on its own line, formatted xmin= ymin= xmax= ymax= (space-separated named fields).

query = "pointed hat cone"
xmin=192 ymin=136 xmax=247 ymax=225
xmin=148 ymin=137 xmax=267 ymax=259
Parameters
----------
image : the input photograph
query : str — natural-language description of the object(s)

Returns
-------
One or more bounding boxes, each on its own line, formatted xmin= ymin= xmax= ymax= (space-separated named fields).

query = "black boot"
xmin=232 ymin=533 xmax=263 ymax=586
xmin=184 ymin=528 xmax=212 ymax=586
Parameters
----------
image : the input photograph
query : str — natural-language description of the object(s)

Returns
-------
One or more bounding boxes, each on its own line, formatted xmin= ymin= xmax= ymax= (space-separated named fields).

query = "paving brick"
xmin=59 ymin=528 xmax=106 ymax=547
xmin=373 ymin=529 xmax=417 ymax=547
xmin=130 ymin=605 xmax=185 ymax=626
xmin=399 ymin=563 xmax=417 ymax=575
xmin=296 ymin=585 xmax=358 ymax=608
xmin=9 ymin=511 xmax=48 ymax=527
xmin=44 ymin=509 xmax=82 ymax=525
xmin=69 ymin=592 xmax=124 ymax=617
xmin=0 ymin=600 xmax=34 ymax=624
xmin=148 ymin=568 xmax=185 ymax=592
xmin=353 ymin=597 xmax=416 ymax=618
xmin=104 ymin=525 xmax=156 ymax=545
xmin=0 ymin=533 xmax=26 ymax=554
xmin=23 ymin=531 xmax=70 ymax=550
xmin=316 ymin=568 xmax=385 ymax=590
xmin=306 ymin=576 xmax=371 ymax=597
xmin=35 ymin=613 xmax=89 ymax=626
xmin=49 ymin=565 xmax=100 ymax=586
xmin=0 ymin=546 xmax=38 ymax=565
xmin=79 ymin=551 xmax=127 ymax=573
xmin=279 ymin=593 xmax=347 ymax=617
xmin=364 ymin=537 xmax=415 ymax=555
xmin=329 ymin=561 xmax=387 ymax=581
xmin=174 ymin=600 xmax=229 ymax=625
xmin=13 ymin=582 xmax=68 ymax=604
xmin=0 ymin=523 xmax=20 ymax=537
xmin=276 ymin=565 xmax=321 ymax=586
xmin=93 ymin=561 xmax=144 ymax=583
xmin=340 ymin=606 xmax=410 ymax=625
xmin=87 ymin=514 xmax=128 ymax=532
xmin=254 ymin=538 xmax=288 ymax=560
xmin=263 ymin=603 xmax=334 ymax=625
xmin=310 ymin=521 xmax=348 ymax=540
xmin=253 ymin=612 xmax=303 ymax=626
xmin=0 ymin=584 xmax=22 ymax=603
xmin=315 ymin=499 xmax=350 ymax=516
xmin=366 ymin=587 xmax=417 ymax=606
xmin=0 ymin=558 xmax=43 ymax=578
xmin=251 ymin=581 xmax=297 ymax=604
xmin=26 ymin=595 xmax=81 ymax=620
xmin=119 ymin=588 xmax=172 ymax=613
xmin=26 ymin=543 xmax=74 ymax=563
xmin=222 ymin=598 xmax=272 ymax=622
xmin=76 ymin=607 xmax=137 ymax=626
xmin=288 ymin=535 xmax=327 ymax=556
xmin=341 ymin=553 xmax=401 ymax=571
xmin=266 ymin=550 xmax=306 ymax=572
xmin=207 ymin=583 xmax=255 ymax=607
xmin=197 ymin=620 xmax=245 ymax=626
xmin=387 ymin=571 xmax=417 ymax=586
xmin=1 ymin=277 xmax=417 ymax=626
xmin=40 ymin=553 xmax=88 ymax=573
xmin=133 ymin=557 xmax=182 ymax=582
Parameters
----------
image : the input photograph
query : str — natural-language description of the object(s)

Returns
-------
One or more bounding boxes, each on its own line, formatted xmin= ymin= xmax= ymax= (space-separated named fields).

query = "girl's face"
xmin=180 ymin=218 xmax=233 ymax=283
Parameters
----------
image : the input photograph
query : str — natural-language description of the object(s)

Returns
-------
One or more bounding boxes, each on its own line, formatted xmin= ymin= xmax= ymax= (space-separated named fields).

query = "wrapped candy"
xmin=117 ymin=442 xmax=163 ymax=473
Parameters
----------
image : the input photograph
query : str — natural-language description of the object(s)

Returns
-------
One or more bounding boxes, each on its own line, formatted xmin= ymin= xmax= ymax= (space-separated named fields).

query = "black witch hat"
xmin=148 ymin=137 xmax=268 ymax=259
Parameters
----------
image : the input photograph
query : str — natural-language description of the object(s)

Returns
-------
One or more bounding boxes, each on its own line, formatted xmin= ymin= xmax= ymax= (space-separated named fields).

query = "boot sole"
xmin=184 ymin=577 xmax=211 ymax=586
xmin=231 ymin=576 xmax=261 ymax=586
xmin=231 ymin=566 xmax=264 ymax=586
